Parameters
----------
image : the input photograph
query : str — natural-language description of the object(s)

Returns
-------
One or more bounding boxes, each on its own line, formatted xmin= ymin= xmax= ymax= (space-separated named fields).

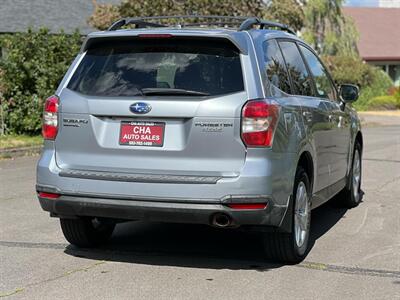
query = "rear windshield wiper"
xmin=141 ymin=88 xmax=209 ymax=96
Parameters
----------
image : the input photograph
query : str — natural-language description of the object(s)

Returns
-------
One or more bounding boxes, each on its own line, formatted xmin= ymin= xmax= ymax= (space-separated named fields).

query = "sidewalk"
xmin=358 ymin=110 xmax=400 ymax=127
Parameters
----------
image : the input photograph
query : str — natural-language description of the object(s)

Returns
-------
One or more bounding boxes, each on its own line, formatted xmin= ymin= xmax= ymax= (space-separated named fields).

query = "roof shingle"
xmin=343 ymin=7 xmax=400 ymax=61
xmin=0 ymin=0 xmax=121 ymax=34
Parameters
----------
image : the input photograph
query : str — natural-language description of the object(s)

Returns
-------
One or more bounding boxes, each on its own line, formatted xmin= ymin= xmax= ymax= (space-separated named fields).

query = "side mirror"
xmin=339 ymin=84 xmax=359 ymax=103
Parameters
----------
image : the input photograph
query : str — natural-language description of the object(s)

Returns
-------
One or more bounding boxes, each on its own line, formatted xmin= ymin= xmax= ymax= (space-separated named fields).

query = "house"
xmin=343 ymin=7 xmax=400 ymax=86
xmin=0 ymin=0 xmax=121 ymax=35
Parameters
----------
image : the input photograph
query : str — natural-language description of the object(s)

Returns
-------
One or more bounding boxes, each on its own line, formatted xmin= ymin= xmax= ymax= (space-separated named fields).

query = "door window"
xmin=263 ymin=39 xmax=291 ymax=94
xmin=299 ymin=45 xmax=336 ymax=100
xmin=279 ymin=41 xmax=313 ymax=97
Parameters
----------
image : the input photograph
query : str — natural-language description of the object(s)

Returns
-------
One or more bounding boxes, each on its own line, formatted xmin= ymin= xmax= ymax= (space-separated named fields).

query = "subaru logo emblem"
xmin=129 ymin=102 xmax=152 ymax=114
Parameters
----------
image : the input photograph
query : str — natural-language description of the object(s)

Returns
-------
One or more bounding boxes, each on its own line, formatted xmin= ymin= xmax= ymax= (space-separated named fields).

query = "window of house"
xmin=389 ymin=65 xmax=400 ymax=86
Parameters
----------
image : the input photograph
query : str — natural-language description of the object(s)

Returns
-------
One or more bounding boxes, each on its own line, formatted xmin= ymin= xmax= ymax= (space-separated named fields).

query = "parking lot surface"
xmin=0 ymin=126 xmax=399 ymax=299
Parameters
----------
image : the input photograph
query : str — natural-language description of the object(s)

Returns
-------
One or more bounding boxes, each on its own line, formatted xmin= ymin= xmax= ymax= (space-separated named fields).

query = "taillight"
xmin=42 ymin=95 xmax=59 ymax=140
xmin=241 ymin=99 xmax=280 ymax=147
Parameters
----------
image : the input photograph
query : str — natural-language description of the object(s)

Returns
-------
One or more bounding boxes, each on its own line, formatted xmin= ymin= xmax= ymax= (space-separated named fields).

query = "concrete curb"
xmin=358 ymin=110 xmax=400 ymax=117
xmin=0 ymin=146 xmax=42 ymax=159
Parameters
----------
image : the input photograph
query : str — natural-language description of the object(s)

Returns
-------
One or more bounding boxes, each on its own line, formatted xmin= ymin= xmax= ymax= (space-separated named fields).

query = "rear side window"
xmin=299 ymin=45 xmax=336 ymax=100
xmin=279 ymin=41 xmax=313 ymax=97
xmin=67 ymin=38 xmax=244 ymax=97
xmin=263 ymin=39 xmax=291 ymax=94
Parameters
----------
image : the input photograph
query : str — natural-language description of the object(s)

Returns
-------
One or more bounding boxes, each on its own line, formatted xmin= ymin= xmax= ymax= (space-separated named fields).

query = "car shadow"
xmin=307 ymin=189 xmax=364 ymax=251
xmin=64 ymin=191 xmax=363 ymax=270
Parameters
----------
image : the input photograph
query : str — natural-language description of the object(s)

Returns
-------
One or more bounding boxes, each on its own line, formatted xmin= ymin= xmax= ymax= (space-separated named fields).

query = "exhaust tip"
xmin=211 ymin=213 xmax=232 ymax=228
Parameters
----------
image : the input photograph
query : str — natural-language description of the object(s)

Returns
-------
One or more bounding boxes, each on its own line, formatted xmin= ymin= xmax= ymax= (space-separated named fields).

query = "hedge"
xmin=0 ymin=28 xmax=82 ymax=135
xmin=0 ymin=29 xmax=396 ymax=135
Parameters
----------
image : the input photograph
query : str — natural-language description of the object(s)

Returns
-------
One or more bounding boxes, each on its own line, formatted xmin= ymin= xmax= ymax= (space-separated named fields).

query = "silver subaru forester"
xmin=36 ymin=16 xmax=363 ymax=263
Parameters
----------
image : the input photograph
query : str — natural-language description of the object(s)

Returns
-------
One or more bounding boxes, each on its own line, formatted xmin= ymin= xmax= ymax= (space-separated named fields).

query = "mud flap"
xmin=277 ymin=195 xmax=293 ymax=233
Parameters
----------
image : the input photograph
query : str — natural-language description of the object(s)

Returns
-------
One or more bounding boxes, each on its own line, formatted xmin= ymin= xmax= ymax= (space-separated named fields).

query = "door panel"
xmin=298 ymin=44 xmax=350 ymax=187
xmin=328 ymin=101 xmax=351 ymax=181
xmin=298 ymin=97 xmax=336 ymax=192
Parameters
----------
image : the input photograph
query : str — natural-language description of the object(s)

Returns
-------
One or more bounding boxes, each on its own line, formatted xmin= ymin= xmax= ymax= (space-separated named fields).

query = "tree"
xmin=302 ymin=0 xmax=358 ymax=56
xmin=88 ymin=0 xmax=121 ymax=30
xmin=264 ymin=0 xmax=304 ymax=32
xmin=89 ymin=0 xmax=304 ymax=31
xmin=0 ymin=29 xmax=82 ymax=134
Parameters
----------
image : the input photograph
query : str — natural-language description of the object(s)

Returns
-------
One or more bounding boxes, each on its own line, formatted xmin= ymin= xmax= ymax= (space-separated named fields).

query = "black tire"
xmin=338 ymin=142 xmax=362 ymax=208
xmin=262 ymin=167 xmax=312 ymax=263
xmin=60 ymin=217 xmax=115 ymax=248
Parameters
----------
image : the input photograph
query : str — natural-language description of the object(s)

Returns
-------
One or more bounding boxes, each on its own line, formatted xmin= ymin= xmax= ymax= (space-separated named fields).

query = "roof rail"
xmin=238 ymin=17 xmax=295 ymax=35
xmin=107 ymin=15 xmax=295 ymax=35
xmin=108 ymin=18 xmax=167 ymax=31
xmin=108 ymin=15 xmax=248 ymax=31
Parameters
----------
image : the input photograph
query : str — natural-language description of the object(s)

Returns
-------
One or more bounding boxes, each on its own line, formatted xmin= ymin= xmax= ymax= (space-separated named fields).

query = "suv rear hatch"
xmin=55 ymin=36 xmax=247 ymax=178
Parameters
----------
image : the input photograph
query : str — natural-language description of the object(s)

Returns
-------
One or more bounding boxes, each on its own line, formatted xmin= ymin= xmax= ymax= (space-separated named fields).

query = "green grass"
xmin=0 ymin=134 xmax=42 ymax=149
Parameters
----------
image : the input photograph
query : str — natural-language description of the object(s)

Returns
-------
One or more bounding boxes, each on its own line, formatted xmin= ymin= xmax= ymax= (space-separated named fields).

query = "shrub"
xmin=323 ymin=55 xmax=375 ymax=87
xmin=0 ymin=28 xmax=82 ymax=135
xmin=396 ymin=88 xmax=400 ymax=101
xmin=388 ymin=86 xmax=400 ymax=100
xmin=354 ymin=67 xmax=394 ymax=111
xmin=323 ymin=55 xmax=393 ymax=110
xmin=365 ymin=95 xmax=400 ymax=110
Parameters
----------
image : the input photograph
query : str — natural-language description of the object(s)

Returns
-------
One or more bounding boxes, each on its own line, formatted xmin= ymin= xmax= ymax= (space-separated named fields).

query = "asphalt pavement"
xmin=0 ymin=125 xmax=399 ymax=299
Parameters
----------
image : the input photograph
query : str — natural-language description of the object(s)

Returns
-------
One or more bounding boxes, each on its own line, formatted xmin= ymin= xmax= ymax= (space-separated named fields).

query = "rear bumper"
xmin=36 ymin=147 xmax=296 ymax=230
xmin=37 ymin=192 xmax=289 ymax=228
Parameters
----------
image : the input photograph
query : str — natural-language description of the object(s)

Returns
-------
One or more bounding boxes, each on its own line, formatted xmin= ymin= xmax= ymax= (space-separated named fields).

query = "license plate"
xmin=119 ymin=121 xmax=165 ymax=147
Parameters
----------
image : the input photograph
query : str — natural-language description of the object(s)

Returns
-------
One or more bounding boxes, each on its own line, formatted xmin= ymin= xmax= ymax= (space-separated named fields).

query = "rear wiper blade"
xmin=141 ymin=88 xmax=209 ymax=96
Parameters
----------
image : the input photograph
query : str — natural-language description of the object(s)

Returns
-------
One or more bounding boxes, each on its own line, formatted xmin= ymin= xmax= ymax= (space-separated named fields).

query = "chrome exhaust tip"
xmin=211 ymin=213 xmax=232 ymax=228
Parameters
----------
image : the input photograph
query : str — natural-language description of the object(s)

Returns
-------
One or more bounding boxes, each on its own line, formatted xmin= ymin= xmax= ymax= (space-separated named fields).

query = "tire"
xmin=338 ymin=142 xmax=362 ymax=208
xmin=262 ymin=167 xmax=312 ymax=263
xmin=60 ymin=217 xmax=115 ymax=248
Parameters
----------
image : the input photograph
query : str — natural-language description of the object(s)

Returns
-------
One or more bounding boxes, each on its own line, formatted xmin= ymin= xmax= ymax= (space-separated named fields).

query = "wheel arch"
xmin=278 ymin=150 xmax=314 ymax=234
xmin=297 ymin=151 xmax=314 ymax=194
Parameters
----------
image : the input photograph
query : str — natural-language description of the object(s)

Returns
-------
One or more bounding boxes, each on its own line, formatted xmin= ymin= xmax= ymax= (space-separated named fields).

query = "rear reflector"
xmin=227 ymin=203 xmax=267 ymax=210
xmin=38 ymin=192 xmax=60 ymax=199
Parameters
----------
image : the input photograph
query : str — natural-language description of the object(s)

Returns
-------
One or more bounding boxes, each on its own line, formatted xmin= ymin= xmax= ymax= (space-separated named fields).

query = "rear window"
xmin=67 ymin=38 xmax=244 ymax=97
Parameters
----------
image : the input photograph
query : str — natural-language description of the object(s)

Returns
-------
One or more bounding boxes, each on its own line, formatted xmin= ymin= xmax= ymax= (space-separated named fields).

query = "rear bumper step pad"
xmin=59 ymin=169 xmax=221 ymax=184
